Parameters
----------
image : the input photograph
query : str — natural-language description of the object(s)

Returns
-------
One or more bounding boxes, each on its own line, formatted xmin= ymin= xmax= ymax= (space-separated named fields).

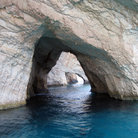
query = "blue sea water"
xmin=0 ymin=84 xmax=138 ymax=138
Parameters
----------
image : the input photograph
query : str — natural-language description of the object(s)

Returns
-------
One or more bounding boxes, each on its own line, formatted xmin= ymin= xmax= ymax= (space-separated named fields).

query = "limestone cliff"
xmin=0 ymin=0 xmax=138 ymax=109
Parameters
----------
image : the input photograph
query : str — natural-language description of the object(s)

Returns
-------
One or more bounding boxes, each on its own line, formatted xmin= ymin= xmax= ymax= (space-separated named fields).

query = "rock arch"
xmin=27 ymin=36 xmax=137 ymax=101
xmin=0 ymin=0 xmax=137 ymax=109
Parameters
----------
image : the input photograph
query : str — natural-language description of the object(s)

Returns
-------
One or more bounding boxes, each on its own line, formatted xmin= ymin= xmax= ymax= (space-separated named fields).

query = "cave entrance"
xmin=27 ymin=35 xmax=133 ymax=100
xmin=27 ymin=37 xmax=91 ymax=98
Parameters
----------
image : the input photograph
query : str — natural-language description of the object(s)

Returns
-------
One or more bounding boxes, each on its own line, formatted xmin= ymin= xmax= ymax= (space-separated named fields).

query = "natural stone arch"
xmin=27 ymin=36 xmax=132 ymax=100
xmin=0 ymin=0 xmax=137 ymax=109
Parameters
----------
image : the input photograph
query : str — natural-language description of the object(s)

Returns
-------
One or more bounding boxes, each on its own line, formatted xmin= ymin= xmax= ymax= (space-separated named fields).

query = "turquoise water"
xmin=0 ymin=84 xmax=138 ymax=138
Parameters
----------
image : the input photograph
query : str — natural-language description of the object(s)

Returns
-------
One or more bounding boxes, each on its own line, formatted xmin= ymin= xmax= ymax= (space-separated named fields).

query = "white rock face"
xmin=0 ymin=0 xmax=138 ymax=109
xmin=47 ymin=52 xmax=88 ymax=86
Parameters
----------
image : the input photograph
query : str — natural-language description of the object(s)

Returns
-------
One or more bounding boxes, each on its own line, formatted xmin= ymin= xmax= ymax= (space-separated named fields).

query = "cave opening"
xmin=27 ymin=37 xmax=94 ymax=98
xmin=26 ymin=35 xmax=132 ymax=101
xmin=47 ymin=51 xmax=89 ymax=87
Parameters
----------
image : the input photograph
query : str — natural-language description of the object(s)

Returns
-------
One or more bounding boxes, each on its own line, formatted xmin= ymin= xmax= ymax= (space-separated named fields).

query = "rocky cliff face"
xmin=0 ymin=0 xmax=138 ymax=109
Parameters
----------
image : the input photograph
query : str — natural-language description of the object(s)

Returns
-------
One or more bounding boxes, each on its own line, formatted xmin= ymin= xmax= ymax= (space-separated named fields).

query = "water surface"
xmin=0 ymin=84 xmax=138 ymax=138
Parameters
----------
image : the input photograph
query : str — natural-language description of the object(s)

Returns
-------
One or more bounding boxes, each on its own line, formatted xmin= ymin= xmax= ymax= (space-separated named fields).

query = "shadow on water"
xmin=83 ymin=93 xmax=138 ymax=112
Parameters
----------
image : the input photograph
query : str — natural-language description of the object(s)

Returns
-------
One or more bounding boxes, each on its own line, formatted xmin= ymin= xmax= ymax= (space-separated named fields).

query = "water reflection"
xmin=0 ymin=84 xmax=138 ymax=138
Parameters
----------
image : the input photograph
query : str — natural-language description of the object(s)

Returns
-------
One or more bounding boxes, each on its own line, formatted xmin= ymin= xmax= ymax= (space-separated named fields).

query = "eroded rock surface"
xmin=0 ymin=0 xmax=138 ymax=109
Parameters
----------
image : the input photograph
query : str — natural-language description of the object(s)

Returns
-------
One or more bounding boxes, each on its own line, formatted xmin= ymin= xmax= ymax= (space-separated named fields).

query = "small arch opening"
xmin=47 ymin=51 xmax=89 ymax=87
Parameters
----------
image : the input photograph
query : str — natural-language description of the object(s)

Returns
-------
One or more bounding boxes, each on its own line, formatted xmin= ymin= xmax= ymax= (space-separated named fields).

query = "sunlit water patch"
xmin=0 ymin=84 xmax=138 ymax=138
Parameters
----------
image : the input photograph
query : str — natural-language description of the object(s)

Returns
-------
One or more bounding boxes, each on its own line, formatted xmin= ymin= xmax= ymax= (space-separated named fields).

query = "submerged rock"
xmin=0 ymin=0 xmax=138 ymax=109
